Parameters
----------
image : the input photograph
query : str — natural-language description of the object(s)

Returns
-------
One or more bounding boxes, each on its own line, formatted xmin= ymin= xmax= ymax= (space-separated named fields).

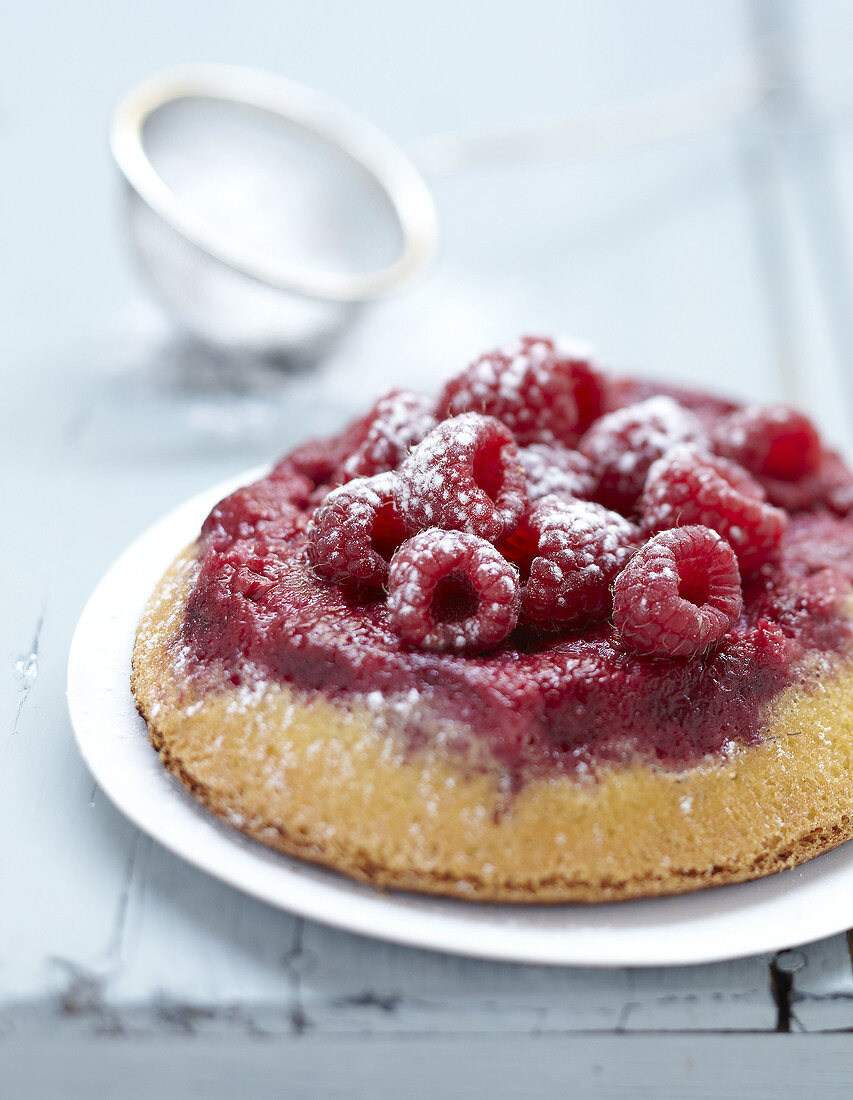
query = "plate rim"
xmin=67 ymin=467 xmax=853 ymax=968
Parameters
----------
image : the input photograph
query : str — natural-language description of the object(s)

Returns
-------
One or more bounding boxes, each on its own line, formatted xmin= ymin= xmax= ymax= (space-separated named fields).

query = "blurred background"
xmin=4 ymin=0 xmax=853 ymax=1071
xmin=6 ymin=2 xmax=853 ymax=491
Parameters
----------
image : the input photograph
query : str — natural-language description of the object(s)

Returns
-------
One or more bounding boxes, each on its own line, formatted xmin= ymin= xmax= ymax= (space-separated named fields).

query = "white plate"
xmin=68 ymin=469 xmax=853 ymax=967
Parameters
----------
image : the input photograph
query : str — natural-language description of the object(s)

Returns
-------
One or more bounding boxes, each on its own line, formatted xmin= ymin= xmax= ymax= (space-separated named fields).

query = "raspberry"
xmin=342 ymin=390 xmax=437 ymax=480
xmin=512 ymin=499 xmax=639 ymax=629
xmin=397 ymin=413 xmax=528 ymax=543
xmin=266 ymin=462 xmax=314 ymax=505
xmin=307 ymin=472 xmax=408 ymax=588
xmin=275 ymin=408 xmax=375 ymax=491
xmin=437 ymin=335 xmax=606 ymax=445
xmin=387 ymin=529 xmax=520 ymax=652
xmin=613 ymin=526 xmax=743 ymax=658
xmin=640 ymin=445 xmax=787 ymax=574
xmin=758 ymin=449 xmax=853 ymax=515
xmin=201 ymin=476 xmax=310 ymax=548
xmin=607 ymin=377 xmax=739 ymax=424
xmin=579 ymin=396 xmax=706 ymax=516
xmin=825 ymin=457 xmax=853 ymax=517
xmin=712 ymin=404 xmax=822 ymax=481
xmin=518 ymin=443 xmax=596 ymax=503
xmin=184 ymin=539 xmax=283 ymax=663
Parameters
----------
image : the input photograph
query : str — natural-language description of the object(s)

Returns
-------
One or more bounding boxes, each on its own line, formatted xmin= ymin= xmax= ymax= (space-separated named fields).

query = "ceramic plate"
xmin=68 ymin=469 xmax=853 ymax=966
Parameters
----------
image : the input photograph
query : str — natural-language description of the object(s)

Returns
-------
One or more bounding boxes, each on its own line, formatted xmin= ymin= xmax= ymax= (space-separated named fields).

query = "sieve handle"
xmin=407 ymin=39 xmax=780 ymax=179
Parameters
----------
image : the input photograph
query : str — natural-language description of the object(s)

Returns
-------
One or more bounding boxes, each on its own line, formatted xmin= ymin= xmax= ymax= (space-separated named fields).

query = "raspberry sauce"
xmin=181 ymin=374 xmax=853 ymax=778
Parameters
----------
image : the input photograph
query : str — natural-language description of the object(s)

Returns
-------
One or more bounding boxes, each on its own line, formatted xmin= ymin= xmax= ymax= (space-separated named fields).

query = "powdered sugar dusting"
xmin=438 ymin=335 xmax=606 ymax=445
xmin=522 ymin=498 xmax=639 ymax=628
xmin=518 ymin=443 xmax=596 ymax=502
xmin=343 ymin=390 xmax=437 ymax=480
xmin=388 ymin=527 xmax=520 ymax=652
xmin=397 ymin=413 xmax=527 ymax=544
xmin=579 ymin=396 xmax=707 ymax=514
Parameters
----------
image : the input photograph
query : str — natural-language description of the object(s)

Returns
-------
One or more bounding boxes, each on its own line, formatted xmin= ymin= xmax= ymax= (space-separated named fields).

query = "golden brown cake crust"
xmin=132 ymin=547 xmax=853 ymax=903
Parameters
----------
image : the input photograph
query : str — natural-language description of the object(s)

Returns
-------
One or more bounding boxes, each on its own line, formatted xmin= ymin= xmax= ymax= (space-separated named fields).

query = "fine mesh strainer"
xmin=111 ymin=54 xmax=774 ymax=360
xmin=112 ymin=65 xmax=438 ymax=358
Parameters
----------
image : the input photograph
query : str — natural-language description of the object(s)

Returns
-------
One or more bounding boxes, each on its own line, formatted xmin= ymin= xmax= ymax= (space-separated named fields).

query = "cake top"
xmin=183 ymin=336 xmax=853 ymax=777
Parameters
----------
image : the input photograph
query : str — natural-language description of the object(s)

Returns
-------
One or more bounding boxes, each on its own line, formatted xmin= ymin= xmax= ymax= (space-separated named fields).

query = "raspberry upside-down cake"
xmin=132 ymin=337 xmax=853 ymax=901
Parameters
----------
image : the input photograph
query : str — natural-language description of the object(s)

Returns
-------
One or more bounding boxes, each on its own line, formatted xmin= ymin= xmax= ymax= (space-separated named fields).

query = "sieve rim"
xmin=110 ymin=64 xmax=439 ymax=302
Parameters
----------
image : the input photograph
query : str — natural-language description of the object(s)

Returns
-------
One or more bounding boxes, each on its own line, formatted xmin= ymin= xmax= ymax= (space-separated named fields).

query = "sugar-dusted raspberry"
xmin=437 ymin=335 xmax=606 ymax=445
xmin=518 ymin=443 xmax=596 ymax=503
xmin=825 ymin=456 xmax=853 ymax=517
xmin=397 ymin=413 xmax=528 ymax=543
xmin=514 ymin=499 xmax=639 ymax=629
xmin=201 ymin=476 xmax=310 ymax=548
xmin=712 ymin=403 xmax=822 ymax=482
xmin=613 ymin=526 xmax=743 ymax=658
xmin=307 ymin=472 xmax=408 ymax=588
xmin=640 ymin=444 xmax=787 ymax=574
xmin=759 ymin=449 xmax=853 ymax=515
xmin=579 ymin=396 xmax=706 ymax=516
xmin=606 ymin=377 xmax=740 ymax=424
xmin=387 ymin=529 xmax=520 ymax=652
xmin=342 ymin=390 xmax=437 ymax=480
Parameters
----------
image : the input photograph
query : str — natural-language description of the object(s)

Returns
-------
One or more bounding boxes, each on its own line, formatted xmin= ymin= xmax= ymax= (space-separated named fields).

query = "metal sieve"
xmin=111 ymin=65 xmax=439 ymax=359
xmin=111 ymin=51 xmax=774 ymax=361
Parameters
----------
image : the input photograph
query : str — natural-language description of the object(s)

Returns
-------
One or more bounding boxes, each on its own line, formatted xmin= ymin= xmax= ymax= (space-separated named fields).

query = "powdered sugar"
xmin=397 ymin=413 xmax=527 ymax=544
xmin=343 ymin=390 xmax=437 ymax=480
xmin=387 ymin=528 xmax=521 ymax=653
xmin=580 ymin=396 xmax=707 ymax=514
xmin=307 ymin=471 xmax=407 ymax=587
xmin=518 ymin=443 xmax=596 ymax=502
xmin=438 ymin=335 xmax=606 ymax=445
xmin=522 ymin=498 xmax=639 ymax=628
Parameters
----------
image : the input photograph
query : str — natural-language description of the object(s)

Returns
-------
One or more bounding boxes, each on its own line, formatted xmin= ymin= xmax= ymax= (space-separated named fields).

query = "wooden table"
xmin=3 ymin=1 xmax=853 ymax=1094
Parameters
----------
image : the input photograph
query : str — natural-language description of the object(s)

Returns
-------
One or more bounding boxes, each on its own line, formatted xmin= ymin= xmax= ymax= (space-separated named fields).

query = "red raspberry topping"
xmin=579 ymin=396 xmax=706 ymax=516
xmin=606 ymin=377 xmax=740 ymax=425
xmin=184 ymin=539 xmax=283 ymax=665
xmin=307 ymin=472 xmax=408 ymax=589
xmin=437 ymin=335 xmax=606 ymax=445
xmin=274 ymin=439 xmax=340 ymax=488
xmin=274 ymin=407 xmax=376 ymax=494
xmin=756 ymin=449 xmax=853 ymax=515
xmin=518 ymin=499 xmax=639 ymax=629
xmin=640 ymin=444 xmax=787 ymax=574
xmin=387 ymin=529 xmax=520 ymax=652
xmin=518 ymin=443 xmax=596 ymax=503
xmin=266 ymin=462 xmax=315 ymax=504
xmin=397 ymin=413 xmax=528 ymax=543
xmin=824 ymin=456 xmax=853 ymax=517
xmin=613 ymin=526 xmax=743 ymax=658
xmin=342 ymin=390 xmax=437 ymax=480
xmin=712 ymin=404 xmax=822 ymax=481
xmin=201 ymin=477 xmax=310 ymax=548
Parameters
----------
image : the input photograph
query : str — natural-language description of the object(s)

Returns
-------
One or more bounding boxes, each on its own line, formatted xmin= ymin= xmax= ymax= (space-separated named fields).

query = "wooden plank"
xmin=298 ymin=921 xmax=776 ymax=1033
xmin=105 ymin=843 xmax=302 ymax=1010
xmin=789 ymin=935 xmax=853 ymax=1032
xmin=2 ymin=1033 xmax=853 ymax=1100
